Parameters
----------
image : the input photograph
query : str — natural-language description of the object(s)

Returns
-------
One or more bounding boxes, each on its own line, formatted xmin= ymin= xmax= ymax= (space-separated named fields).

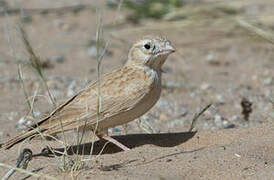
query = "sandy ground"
xmin=0 ymin=0 xmax=274 ymax=179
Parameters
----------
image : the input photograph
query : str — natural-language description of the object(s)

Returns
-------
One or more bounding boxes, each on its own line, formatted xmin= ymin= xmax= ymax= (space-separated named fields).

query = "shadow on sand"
xmin=40 ymin=131 xmax=197 ymax=156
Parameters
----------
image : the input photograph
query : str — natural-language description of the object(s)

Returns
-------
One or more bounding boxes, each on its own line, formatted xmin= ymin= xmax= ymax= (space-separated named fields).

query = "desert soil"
xmin=0 ymin=0 xmax=274 ymax=179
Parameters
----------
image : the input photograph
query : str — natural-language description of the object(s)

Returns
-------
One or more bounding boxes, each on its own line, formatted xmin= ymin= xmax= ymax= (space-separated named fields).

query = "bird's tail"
xmin=0 ymin=129 xmax=43 ymax=150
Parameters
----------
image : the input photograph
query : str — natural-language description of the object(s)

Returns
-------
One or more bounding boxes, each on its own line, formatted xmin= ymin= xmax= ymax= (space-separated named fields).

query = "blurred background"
xmin=0 ymin=0 xmax=273 ymax=138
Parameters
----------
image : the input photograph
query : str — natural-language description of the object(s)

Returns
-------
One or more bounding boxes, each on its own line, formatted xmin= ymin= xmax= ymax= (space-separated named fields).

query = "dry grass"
xmin=236 ymin=18 xmax=274 ymax=45
xmin=19 ymin=25 xmax=57 ymax=107
xmin=0 ymin=162 xmax=57 ymax=180
xmin=189 ymin=104 xmax=212 ymax=132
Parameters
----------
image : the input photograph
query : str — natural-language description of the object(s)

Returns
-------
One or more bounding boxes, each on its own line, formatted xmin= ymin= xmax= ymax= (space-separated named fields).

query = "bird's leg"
xmin=98 ymin=130 xmax=130 ymax=151
xmin=101 ymin=135 xmax=130 ymax=151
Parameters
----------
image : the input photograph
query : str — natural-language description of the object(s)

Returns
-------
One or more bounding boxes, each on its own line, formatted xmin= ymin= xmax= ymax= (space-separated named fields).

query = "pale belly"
xmin=96 ymin=77 xmax=161 ymax=132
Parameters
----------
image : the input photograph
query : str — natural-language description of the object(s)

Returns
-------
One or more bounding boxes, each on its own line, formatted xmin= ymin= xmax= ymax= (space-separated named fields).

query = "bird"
xmin=0 ymin=35 xmax=175 ymax=151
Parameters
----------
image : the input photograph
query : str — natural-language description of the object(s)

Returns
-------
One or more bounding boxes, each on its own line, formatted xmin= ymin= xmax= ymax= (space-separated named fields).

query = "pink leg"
xmin=100 ymin=135 xmax=130 ymax=151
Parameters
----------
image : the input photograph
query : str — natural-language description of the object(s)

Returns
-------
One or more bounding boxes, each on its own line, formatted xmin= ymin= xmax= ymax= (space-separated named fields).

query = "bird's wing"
xmin=36 ymin=66 xmax=155 ymax=134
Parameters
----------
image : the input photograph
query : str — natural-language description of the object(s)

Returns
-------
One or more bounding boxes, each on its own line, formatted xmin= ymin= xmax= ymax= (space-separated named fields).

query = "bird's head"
xmin=126 ymin=36 xmax=175 ymax=71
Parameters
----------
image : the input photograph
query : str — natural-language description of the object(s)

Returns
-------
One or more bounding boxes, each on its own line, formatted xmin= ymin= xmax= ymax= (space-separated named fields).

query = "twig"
xmin=17 ymin=64 xmax=34 ymax=116
xmin=86 ymin=8 xmax=104 ymax=168
xmin=236 ymin=18 xmax=274 ymax=45
xmin=2 ymin=148 xmax=33 ymax=180
xmin=0 ymin=4 xmax=95 ymax=16
xmin=189 ymin=104 xmax=212 ymax=132
xmin=0 ymin=162 xmax=57 ymax=180
xmin=18 ymin=25 xmax=56 ymax=107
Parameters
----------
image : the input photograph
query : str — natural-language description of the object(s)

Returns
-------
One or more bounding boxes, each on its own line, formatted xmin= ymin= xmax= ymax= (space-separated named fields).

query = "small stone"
xmin=164 ymin=81 xmax=184 ymax=89
xmin=214 ymin=114 xmax=223 ymax=127
xmin=231 ymin=115 xmax=239 ymax=121
xmin=53 ymin=55 xmax=65 ymax=63
xmin=159 ymin=113 xmax=168 ymax=121
xmin=87 ymin=46 xmax=97 ymax=57
xmin=206 ymin=53 xmax=214 ymax=62
xmin=113 ymin=127 xmax=121 ymax=133
xmin=162 ymin=66 xmax=172 ymax=73
xmin=179 ymin=107 xmax=188 ymax=117
xmin=26 ymin=120 xmax=33 ymax=126
xmin=224 ymin=124 xmax=235 ymax=129
xmin=223 ymin=120 xmax=229 ymax=126
xmin=16 ymin=117 xmax=30 ymax=130
xmin=200 ymin=83 xmax=211 ymax=91
xmin=156 ymin=99 xmax=170 ymax=109
xmin=190 ymin=92 xmax=196 ymax=97
xmin=67 ymin=80 xmax=77 ymax=97
xmin=18 ymin=117 xmax=27 ymax=125
xmin=263 ymin=77 xmax=273 ymax=85
xmin=216 ymin=94 xmax=225 ymax=105
xmin=206 ymin=53 xmax=220 ymax=66
xmin=87 ymin=45 xmax=112 ymax=58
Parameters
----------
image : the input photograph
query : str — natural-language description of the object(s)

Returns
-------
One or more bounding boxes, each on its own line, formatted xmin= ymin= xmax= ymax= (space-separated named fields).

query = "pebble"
xmin=231 ymin=115 xmax=239 ymax=122
xmin=16 ymin=117 xmax=33 ymax=130
xmin=113 ymin=127 xmax=121 ymax=133
xmin=67 ymin=80 xmax=77 ymax=97
xmin=53 ymin=55 xmax=65 ymax=63
xmin=263 ymin=77 xmax=273 ymax=85
xmin=17 ymin=117 xmax=26 ymax=125
xmin=216 ymin=94 xmax=225 ymax=105
xmin=164 ymin=81 xmax=184 ymax=89
xmin=156 ymin=99 xmax=170 ymax=109
xmin=200 ymin=83 xmax=211 ymax=91
xmin=224 ymin=124 xmax=235 ymax=129
xmin=206 ymin=53 xmax=220 ymax=66
xmin=179 ymin=107 xmax=188 ymax=117
xmin=206 ymin=53 xmax=215 ymax=62
xmin=159 ymin=113 xmax=168 ymax=121
xmin=87 ymin=46 xmax=97 ymax=57
xmin=214 ymin=114 xmax=223 ymax=127
xmin=190 ymin=92 xmax=196 ymax=97
xmin=87 ymin=46 xmax=112 ymax=58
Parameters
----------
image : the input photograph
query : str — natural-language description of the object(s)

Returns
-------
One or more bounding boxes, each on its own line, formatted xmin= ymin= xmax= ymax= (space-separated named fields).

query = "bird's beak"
xmin=165 ymin=44 xmax=176 ymax=54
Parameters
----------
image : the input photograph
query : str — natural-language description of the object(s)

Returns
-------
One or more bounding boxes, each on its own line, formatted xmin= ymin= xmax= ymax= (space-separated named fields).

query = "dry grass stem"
xmin=0 ymin=162 xmax=57 ymax=180
xmin=19 ymin=25 xmax=57 ymax=107
xmin=17 ymin=64 xmax=34 ymax=116
xmin=189 ymin=104 xmax=212 ymax=132
xmin=236 ymin=18 xmax=274 ymax=45
xmin=137 ymin=118 xmax=157 ymax=134
xmin=0 ymin=4 xmax=95 ymax=16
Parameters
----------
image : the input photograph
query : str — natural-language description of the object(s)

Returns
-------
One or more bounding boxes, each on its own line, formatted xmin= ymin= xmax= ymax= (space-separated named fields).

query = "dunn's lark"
xmin=0 ymin=36 xmax=175 ymax=151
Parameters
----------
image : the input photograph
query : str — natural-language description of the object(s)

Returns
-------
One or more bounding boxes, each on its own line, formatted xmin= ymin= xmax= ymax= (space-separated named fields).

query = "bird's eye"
xmin=144 ymin=44 xmax=151 ymax=50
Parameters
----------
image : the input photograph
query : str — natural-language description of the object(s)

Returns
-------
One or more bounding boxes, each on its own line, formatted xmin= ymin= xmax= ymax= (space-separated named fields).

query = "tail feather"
xmin=0 ymin=129 xmax=42 ymax=150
